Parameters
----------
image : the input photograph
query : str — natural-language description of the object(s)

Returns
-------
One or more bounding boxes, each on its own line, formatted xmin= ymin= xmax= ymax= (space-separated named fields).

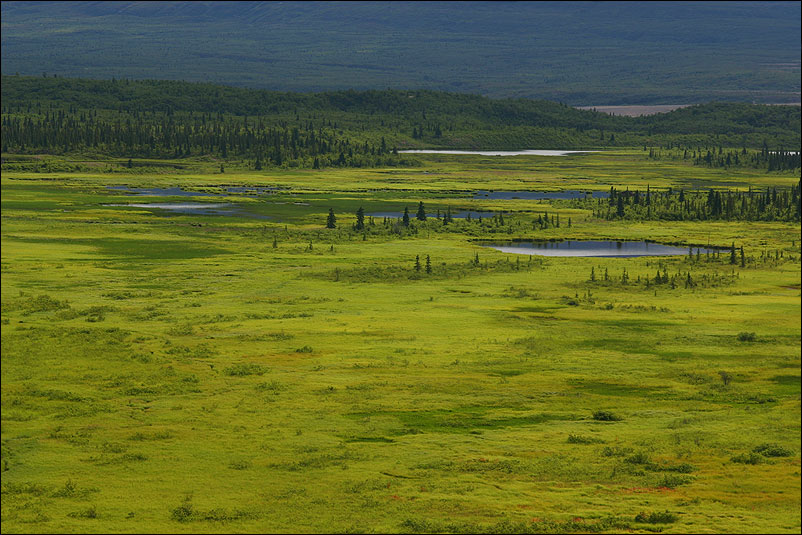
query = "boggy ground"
xmin=1 ymin=152 xmax=800 ymax=533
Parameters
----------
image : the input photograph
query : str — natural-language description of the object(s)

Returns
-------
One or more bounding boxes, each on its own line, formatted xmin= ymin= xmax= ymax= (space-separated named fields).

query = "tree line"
xmin=1 ymin=75 xmax=800 ymax=168
xmin=590 ymin=183 xmax=801 ymax=222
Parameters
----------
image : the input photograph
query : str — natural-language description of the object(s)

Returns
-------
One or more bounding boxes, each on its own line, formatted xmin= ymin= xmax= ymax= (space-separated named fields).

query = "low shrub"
xmin=731 ymin=452 xmax=763 ymax=465
xmin=592 ymin=410 xmax=623 ymax=422
xmin=171 ymin=498 xmax=194 ymax=522
xmin=657 ymin=474 xmax=692 ymax=488
xmin=601 ymin=446 xmax=634 ymax=457
xmin=753 ymin=443 xmax=794 ymax=457
xmin=223 ymin=364 xmax=268 ymax=377
xmin=625 ymin=452 xmax=651 ymax=465
xmin=67 ymin=505 xmax=98 ymax=519
xmin=635 ymin=511 xmax=677 ymax=524
xmin=567 ymin=434 xmax=605 ymax=444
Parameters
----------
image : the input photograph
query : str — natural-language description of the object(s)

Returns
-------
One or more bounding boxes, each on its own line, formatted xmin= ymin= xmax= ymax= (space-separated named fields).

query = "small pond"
xmin=481 ymin=240 xmax=723 ymax=257
xmin=397 ymin=149 xmax=598 ymax=156
xmin=473 ymin=190 xmax=609 ymax=200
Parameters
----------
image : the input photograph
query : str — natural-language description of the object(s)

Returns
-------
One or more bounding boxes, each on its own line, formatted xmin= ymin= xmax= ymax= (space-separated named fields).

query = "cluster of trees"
xmin=1 ymin=108 xmax=410 ymax=168
xmin=2 ymin=76 xmax=800 ymax=168
xmin=644 ymin=144 xmax=800 ymax=172
xmin=589 ymin=264 xmax=740 ymax=290
xmin=694 ymin=144 xmax=800 ymax=171
xmin=325 ymin=202 xmax=457 ymax=231
xmin=591 ymin=183 xmax=801 ymax=222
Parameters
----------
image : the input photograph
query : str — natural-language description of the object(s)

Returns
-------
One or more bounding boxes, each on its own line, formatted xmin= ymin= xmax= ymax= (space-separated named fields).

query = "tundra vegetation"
xmin=1 ymin=80 xmax=800 ymax=534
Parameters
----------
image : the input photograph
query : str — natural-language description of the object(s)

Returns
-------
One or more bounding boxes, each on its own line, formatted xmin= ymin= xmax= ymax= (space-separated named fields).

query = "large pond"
xmin=473 ymin=190 xmax=609 ymax=200
xmin=482 ymin=240 xmax=723 ymax=257
xmin=397 ymin=149 xmax=598 ymax=156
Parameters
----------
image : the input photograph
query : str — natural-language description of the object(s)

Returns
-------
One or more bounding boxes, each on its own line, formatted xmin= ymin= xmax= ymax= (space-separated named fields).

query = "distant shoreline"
xmin=576 ymin=103 xmax=802 ymax=117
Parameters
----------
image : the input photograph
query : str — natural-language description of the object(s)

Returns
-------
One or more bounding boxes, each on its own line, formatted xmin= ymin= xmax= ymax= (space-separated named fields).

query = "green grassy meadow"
xmin=1 ymin=151 xmax=800 ymax=533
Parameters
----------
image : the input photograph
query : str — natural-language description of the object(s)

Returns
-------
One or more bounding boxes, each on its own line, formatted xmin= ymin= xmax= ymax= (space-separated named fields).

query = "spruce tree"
xmin=425 ymin=255 xmax=432 ymax=274
xmin=326 ymin=208 xmax=336 ymax=229
xmin=416 ymin=202 xmax=426 ymax=221
xmin=415 ymin=255 xmax=421 ymax=272
xmin=355 ymin=207 xmax=365 ymax=230
xmin=402 ymin=206 xmax=410 ymax=226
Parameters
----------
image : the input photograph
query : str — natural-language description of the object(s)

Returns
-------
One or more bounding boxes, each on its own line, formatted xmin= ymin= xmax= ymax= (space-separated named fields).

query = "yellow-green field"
xmin=2 ymin=152 xmax=800 ymax=533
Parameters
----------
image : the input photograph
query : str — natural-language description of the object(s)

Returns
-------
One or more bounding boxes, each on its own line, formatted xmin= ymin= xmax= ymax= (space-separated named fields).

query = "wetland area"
xmin=3 ymin=150 xmax=800 ymax=534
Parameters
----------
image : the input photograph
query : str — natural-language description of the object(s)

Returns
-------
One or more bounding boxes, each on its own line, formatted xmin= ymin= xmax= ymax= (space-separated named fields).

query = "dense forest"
xmin=2 ymin=76 xmax=800 ymax=169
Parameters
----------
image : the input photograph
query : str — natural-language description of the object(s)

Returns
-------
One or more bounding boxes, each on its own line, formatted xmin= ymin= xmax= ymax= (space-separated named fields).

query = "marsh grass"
xmin=1 ymin=153 xmax=799 ymax=533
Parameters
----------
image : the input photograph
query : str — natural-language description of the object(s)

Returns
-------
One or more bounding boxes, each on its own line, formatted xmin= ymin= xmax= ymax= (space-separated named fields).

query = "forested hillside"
xmin=1 ymin=1 xmax=799 ymax=104
xmin=2 ymin=76 xmax=800 ymax=169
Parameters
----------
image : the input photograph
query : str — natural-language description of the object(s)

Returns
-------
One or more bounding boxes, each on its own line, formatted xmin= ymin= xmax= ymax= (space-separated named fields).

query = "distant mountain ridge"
xmin=1 ymin=1 xmax=799 ymax=105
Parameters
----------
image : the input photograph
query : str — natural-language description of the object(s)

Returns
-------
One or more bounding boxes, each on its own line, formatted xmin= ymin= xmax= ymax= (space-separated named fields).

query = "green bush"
xmin=170 ymin=498 xmax=194 ymax=522
xmin=67 ymin=505 xmax=98 ymax=519
xmin=223 ymin=364 xmax=268 ymax=377
xmin=592 ymin=410 xmax=623 ymax=421
xmin=753 ymin=443 xmax=794 ymax=457
xmin=731 ymin=452 xmax=764 ymax=464
xmin=567 ymin=434 xmax=605 ymax=444
xmin=625 ymin=452 xmax=651 ymax=465
xmin=601 ymin=446 xmax=634 ymax=457
xmin=635 ymin=510 xmax=677 ymax=524
xmin=657 ymin=474 xmax=692 ymax=488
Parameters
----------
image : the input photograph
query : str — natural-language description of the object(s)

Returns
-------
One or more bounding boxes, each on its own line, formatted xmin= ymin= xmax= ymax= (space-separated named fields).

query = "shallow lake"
xmin=104 ymin=202 xmax=272 ymax=219
xmin=473 ymin=190 xmax=609 ymax=200
xmin=481 ymin=240 xmax=722 ymax=257
xmin=107 ymin=185 xmax=284 ymax=196
xmin=107 ymin=186 xmax=221 ymax=197
xmin=397 ymin=149 xmax=598 ymax=156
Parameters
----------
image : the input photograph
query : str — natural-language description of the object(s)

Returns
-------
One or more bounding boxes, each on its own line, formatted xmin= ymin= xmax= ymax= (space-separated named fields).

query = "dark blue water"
xmin=482 ymin=240 xmax=722 ymax=257
xmin=473 ymin=190 xmax=609 ymax=200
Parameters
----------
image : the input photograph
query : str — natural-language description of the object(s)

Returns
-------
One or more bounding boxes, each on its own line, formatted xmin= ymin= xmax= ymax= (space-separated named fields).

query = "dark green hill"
xmin=1 ymin=1 xmax=799 ymax=105
xmin=2 ymin=76 xmax=799 ymax=169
